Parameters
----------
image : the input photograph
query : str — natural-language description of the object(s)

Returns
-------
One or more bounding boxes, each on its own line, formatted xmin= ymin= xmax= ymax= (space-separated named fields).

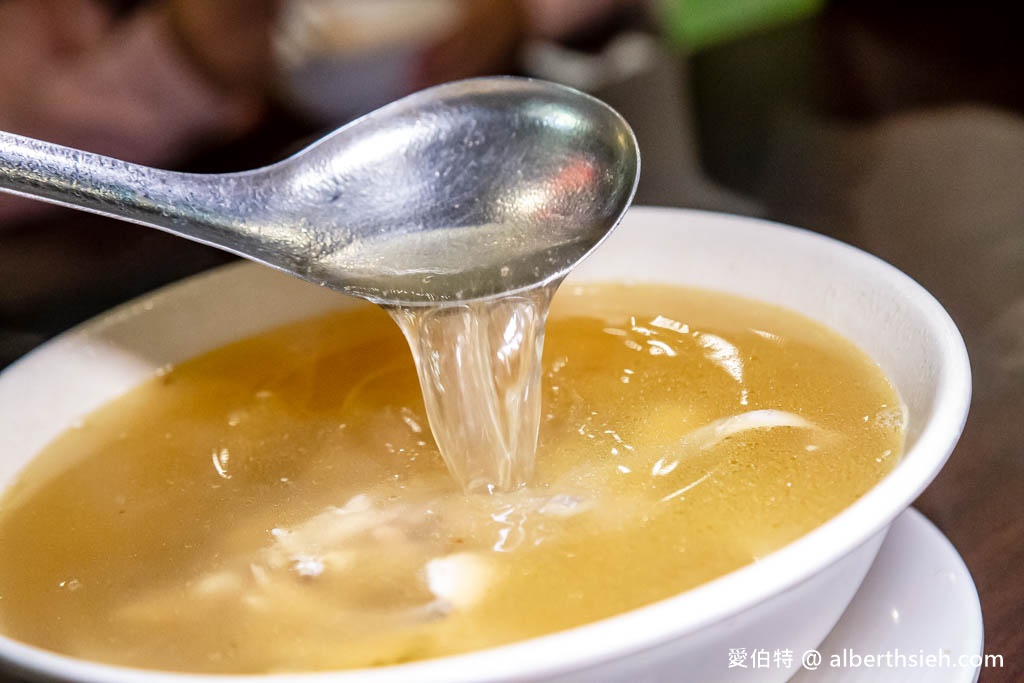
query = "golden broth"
xmin=0 ymin=284 xmax=903 ymax=673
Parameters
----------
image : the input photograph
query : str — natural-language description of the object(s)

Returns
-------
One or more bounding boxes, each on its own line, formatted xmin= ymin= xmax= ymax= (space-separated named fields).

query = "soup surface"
xmin=0 ymin=284 xmax=903 ymax=673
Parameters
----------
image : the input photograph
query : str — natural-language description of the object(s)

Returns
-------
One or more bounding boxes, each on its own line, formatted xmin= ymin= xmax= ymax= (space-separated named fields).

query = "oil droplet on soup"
xmin=0 ymin=285 xmax=904 ymax=673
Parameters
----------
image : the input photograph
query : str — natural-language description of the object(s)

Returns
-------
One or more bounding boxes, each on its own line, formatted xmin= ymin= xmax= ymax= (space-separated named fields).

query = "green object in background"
xmin=658 ymin=0 xmax=825 ymax=52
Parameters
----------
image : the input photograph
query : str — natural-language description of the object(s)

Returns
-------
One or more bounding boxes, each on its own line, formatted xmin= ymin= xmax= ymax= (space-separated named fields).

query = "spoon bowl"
xmin=0 ymin=78 xmax=639 ymax=305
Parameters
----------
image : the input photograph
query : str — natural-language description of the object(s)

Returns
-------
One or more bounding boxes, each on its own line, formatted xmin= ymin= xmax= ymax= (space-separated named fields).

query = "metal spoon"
xmin=0 ymin=77 xmax=639 ymax=306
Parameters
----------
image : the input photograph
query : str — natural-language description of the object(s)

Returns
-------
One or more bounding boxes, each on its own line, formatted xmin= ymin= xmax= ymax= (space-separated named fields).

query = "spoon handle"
xmin=0 ymin=130 xmax=252 ymax=255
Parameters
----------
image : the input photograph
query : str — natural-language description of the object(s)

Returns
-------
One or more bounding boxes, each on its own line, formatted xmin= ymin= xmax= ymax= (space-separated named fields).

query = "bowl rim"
xmin=0 ymin=207 xmax=972 ymax=683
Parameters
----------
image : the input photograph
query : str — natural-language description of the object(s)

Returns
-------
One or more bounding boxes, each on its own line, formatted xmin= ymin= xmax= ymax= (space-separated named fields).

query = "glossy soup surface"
xmin=0 ymin=284 xmax=903 ymax=673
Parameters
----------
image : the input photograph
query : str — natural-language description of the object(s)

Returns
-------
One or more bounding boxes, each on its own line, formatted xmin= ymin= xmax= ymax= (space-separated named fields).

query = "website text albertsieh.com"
xmin=726 ymin=647 xmax=1004 ymax=673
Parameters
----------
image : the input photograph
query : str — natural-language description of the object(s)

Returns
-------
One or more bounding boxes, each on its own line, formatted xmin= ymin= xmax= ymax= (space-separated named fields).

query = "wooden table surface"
xmin=1 ymin=7 xmax=1021 ymax=682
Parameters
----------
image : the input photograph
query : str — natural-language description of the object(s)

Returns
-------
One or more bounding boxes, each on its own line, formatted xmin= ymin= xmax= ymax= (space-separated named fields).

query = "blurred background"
xmin=0 ymin=1 xmax=1020 ymax=679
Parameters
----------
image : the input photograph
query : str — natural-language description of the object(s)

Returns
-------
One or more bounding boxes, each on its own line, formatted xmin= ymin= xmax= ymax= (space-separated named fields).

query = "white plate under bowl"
xmin=793 ymin=507 xmax=983 ymax=683
xmin=0 ymin=208 xmax=972 ymax=682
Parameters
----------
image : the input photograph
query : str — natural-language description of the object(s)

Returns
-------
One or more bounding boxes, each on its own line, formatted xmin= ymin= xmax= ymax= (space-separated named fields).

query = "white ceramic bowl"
xmin=0 ymin=207 xmax=971 ymax=683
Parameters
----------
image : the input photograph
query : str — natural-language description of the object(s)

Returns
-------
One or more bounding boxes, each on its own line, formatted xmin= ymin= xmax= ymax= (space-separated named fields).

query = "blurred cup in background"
xmin=275 ymin=0 xmax=461 ymax=122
